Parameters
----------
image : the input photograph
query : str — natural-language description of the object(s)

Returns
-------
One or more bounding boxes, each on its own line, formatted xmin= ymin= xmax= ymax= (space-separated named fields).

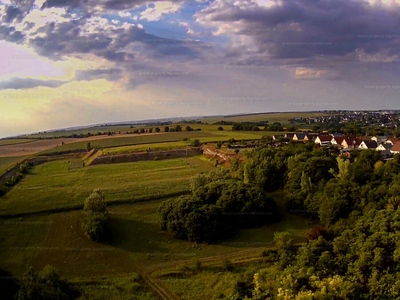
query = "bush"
xmin=16 ymin=265 xmax=77 ymax=300
xmin=84 ymin=190 xmax=107 ymax=214
xmin=82 ymin=190 xmax=109 ymax=241
xmin=218 ymin=126 xmax=224 ymax=131
xmin=221 ymin=259 xmax=233 ymax=271
xmin=158 ymin=179 xmax=281 ymax=243
xmin=82 ymin=214 xmax=109 ymax=242
xmin=191 ymin=139 xmax=201 ymax=147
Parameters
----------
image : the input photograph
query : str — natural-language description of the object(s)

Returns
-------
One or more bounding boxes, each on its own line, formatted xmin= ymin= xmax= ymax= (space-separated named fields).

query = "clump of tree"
xmin=158 ymin=170 xmax=281 ymax=243
xmin=191 ymin=139 xmax=201 ymax=147
xmin=81 ymin=190 xmax=109 ymax=242
xmin=16 ymin=265 xmax=78 ymax=300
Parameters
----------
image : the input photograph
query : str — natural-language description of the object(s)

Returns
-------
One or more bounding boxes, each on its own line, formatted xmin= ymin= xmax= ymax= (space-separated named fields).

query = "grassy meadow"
xmin=0 ymin=139 xmax=36 ymax=146
xmin=0 ymin=192 xmax=311 ymax=278
xmin=40 ymin=131 xmax=215 ymax=154
xmin=0 ymin=157 xmax=214 ymax=216
xmin=0 ymin=155 xmax=30 ymax=177
xmin=199 ymin=112 xmax=329 ymax=126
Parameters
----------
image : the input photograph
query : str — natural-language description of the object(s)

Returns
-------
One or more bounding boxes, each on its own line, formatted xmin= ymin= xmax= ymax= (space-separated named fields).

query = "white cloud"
xmin=140 ymin=2 xmax=183 ymax=21
xmin=111 ymin=19 xmax=120 ymax=25
xmin=118 ymin=11 xmax=131 ymax=18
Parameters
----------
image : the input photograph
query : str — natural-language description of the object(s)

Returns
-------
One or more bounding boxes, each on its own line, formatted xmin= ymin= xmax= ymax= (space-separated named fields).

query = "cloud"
xmin=118 ymin=11 xmax=131 ymax=17
xmin=75 ymin=68 xmax=122 ymax=81
xmin=0 ymin=77 xmax=67 ymax=89
xmin=293 ymin=68 xmax=340 ymax=80
xmin=39 ymin=0 xmax=183 ymax=11
xmin=195 ymin=0 xmax=400 ymax=62
xmin=140 ymin=1 xmax=183 ymax=21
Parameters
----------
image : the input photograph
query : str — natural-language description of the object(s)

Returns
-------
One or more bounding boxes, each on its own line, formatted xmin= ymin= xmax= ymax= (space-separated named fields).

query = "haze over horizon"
xmin=2 ymin=0 xmax=400 ymax=137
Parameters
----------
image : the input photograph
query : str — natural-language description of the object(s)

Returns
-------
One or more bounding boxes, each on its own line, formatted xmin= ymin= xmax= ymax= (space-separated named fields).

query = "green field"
xmin=103 ymin=141 xmax=191 ymax=155
xmin=26 ymin=125 xmax=137 ymax=138
xmin=0 ymin=155 xmax=30 ymax=177
xmin=0 ymin=157 xmax=214 ymax=216
xmin=101 ymin=129 xmax=279 ymax=155
xmin=200 ymin=112 xmax=329 ymax=126
xmin=0 ymin=192 xmax=311 ymax=279
xmin=40 ymin=131 xmax=215 ymax=154
xmin=0 ymin=139 xmax=36 ymax=146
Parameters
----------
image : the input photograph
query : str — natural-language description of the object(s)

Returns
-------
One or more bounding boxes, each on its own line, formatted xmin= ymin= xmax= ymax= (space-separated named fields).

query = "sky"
xmin=1 ymin=0 xmax=400 ymax=137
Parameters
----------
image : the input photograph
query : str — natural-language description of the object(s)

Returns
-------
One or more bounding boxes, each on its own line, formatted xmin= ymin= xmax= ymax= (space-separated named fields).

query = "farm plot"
xmin=0 ymin=157 xmax=214 ymax=216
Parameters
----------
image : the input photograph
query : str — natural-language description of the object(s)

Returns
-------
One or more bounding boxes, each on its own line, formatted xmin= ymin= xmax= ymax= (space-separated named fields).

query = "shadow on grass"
xmin=0 ymin=269 xmax=19 ymax=300
xmin=107 ymin=217 xmax=167 ymax=254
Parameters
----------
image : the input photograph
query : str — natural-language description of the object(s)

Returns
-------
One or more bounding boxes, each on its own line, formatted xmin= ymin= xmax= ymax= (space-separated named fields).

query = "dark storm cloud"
xmin=2 ymin=5 xmax=23 ymax=23
xmin=8 ymin=12 xmax=201 ymax=62
xmin=196 ymin=0 xmax=400 ymax=60
xmin=40 ymin=0 xmax=182 ymax=10
xmin=0 ymin=25 xmax=24 ymax=43
xmin=0 ymin=77 xmax=67 ymax=90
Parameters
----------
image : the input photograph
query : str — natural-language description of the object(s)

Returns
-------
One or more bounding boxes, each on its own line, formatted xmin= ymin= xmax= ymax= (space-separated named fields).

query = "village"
xmin=272 ymin=132 xmax=400 ymax=157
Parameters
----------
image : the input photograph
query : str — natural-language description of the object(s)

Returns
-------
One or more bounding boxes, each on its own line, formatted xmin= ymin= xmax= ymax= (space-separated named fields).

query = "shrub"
xmin=82 ymin=214 xmax=109 ymax=242
xmin=82 ymin=190 xmax=109 ymax=241
xmin=16 ymin=265 xmax=77 ymax=300
xmin=84 ymin=189 xmax=107 ymax=214
xmin=191 ymin=139 xmax=201 ymax=147
xmin=221 ymin=259 xmax=233 ymax=271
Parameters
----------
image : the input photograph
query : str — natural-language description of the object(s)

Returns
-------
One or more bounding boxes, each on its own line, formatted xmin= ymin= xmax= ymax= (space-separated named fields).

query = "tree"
xmin=159 ymin=179 xmax=281 ymax=243
xmin=185 ymin=126 xmax=193 ymax=131
xmin=274 ymin=231 xmax=294 ymax=250
xmin=217 ymin=141 xmax=223 ymax=149
xmin=84 ymin=189 xmax=107 ymax=214
xmin=218 ymin=126 xmax=224 ymax=131
xmin=148 ymin=128 xmax=153 ymax=133
xmin=16 ymin=265 xmax=76 ymax=300
xmin=191 ymin=139 xmax=201 ymax=147
xmin=155 ymin=127 xmax=161 ymax=132
xmin=175 ymin=125 xmax=182 ymax=132
xmin=140 ymin=128 xmax=145 ymax=134
xmin=86 ymin=142 xmax=91 ymax=151
xmin=164 ymin=126 xmax=170 ymax=132
xmin=82 ymin=190 xmax=109 ymax=241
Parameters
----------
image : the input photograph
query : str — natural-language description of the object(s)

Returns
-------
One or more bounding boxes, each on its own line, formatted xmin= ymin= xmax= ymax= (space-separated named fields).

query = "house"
xmin=386 ymin=138 xmax=400 ymax=145
xmin=272 ymin=134 xmax=284 ymax=140
xmin=359 ymin=140 xmax=378 ymax=150
xmin=304 ymin=134 xmax=318 ymax=141
xmin=341 ymin=138 xmax=362 ymax=149
xmin=285 ymin=133 xmax=295 ymax=139
xmin=315 ymin=135 xmax=332 ymax=146
xmin=331 ymin=137 xmax=345 ymax=146
xmin=390 ymin=142 xmax=400 ymax=154
xmin=376 ymin=143 xmax=393 ymax=151
xmin=293 ymin=133 xmax=307 ymax=141
xmin=371 ymin=136 xmax=388 ymax=143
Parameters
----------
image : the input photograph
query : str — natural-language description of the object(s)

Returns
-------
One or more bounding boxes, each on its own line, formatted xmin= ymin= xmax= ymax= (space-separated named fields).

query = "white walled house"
xmin=359 ymin=140 xmax=378 ymax=150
